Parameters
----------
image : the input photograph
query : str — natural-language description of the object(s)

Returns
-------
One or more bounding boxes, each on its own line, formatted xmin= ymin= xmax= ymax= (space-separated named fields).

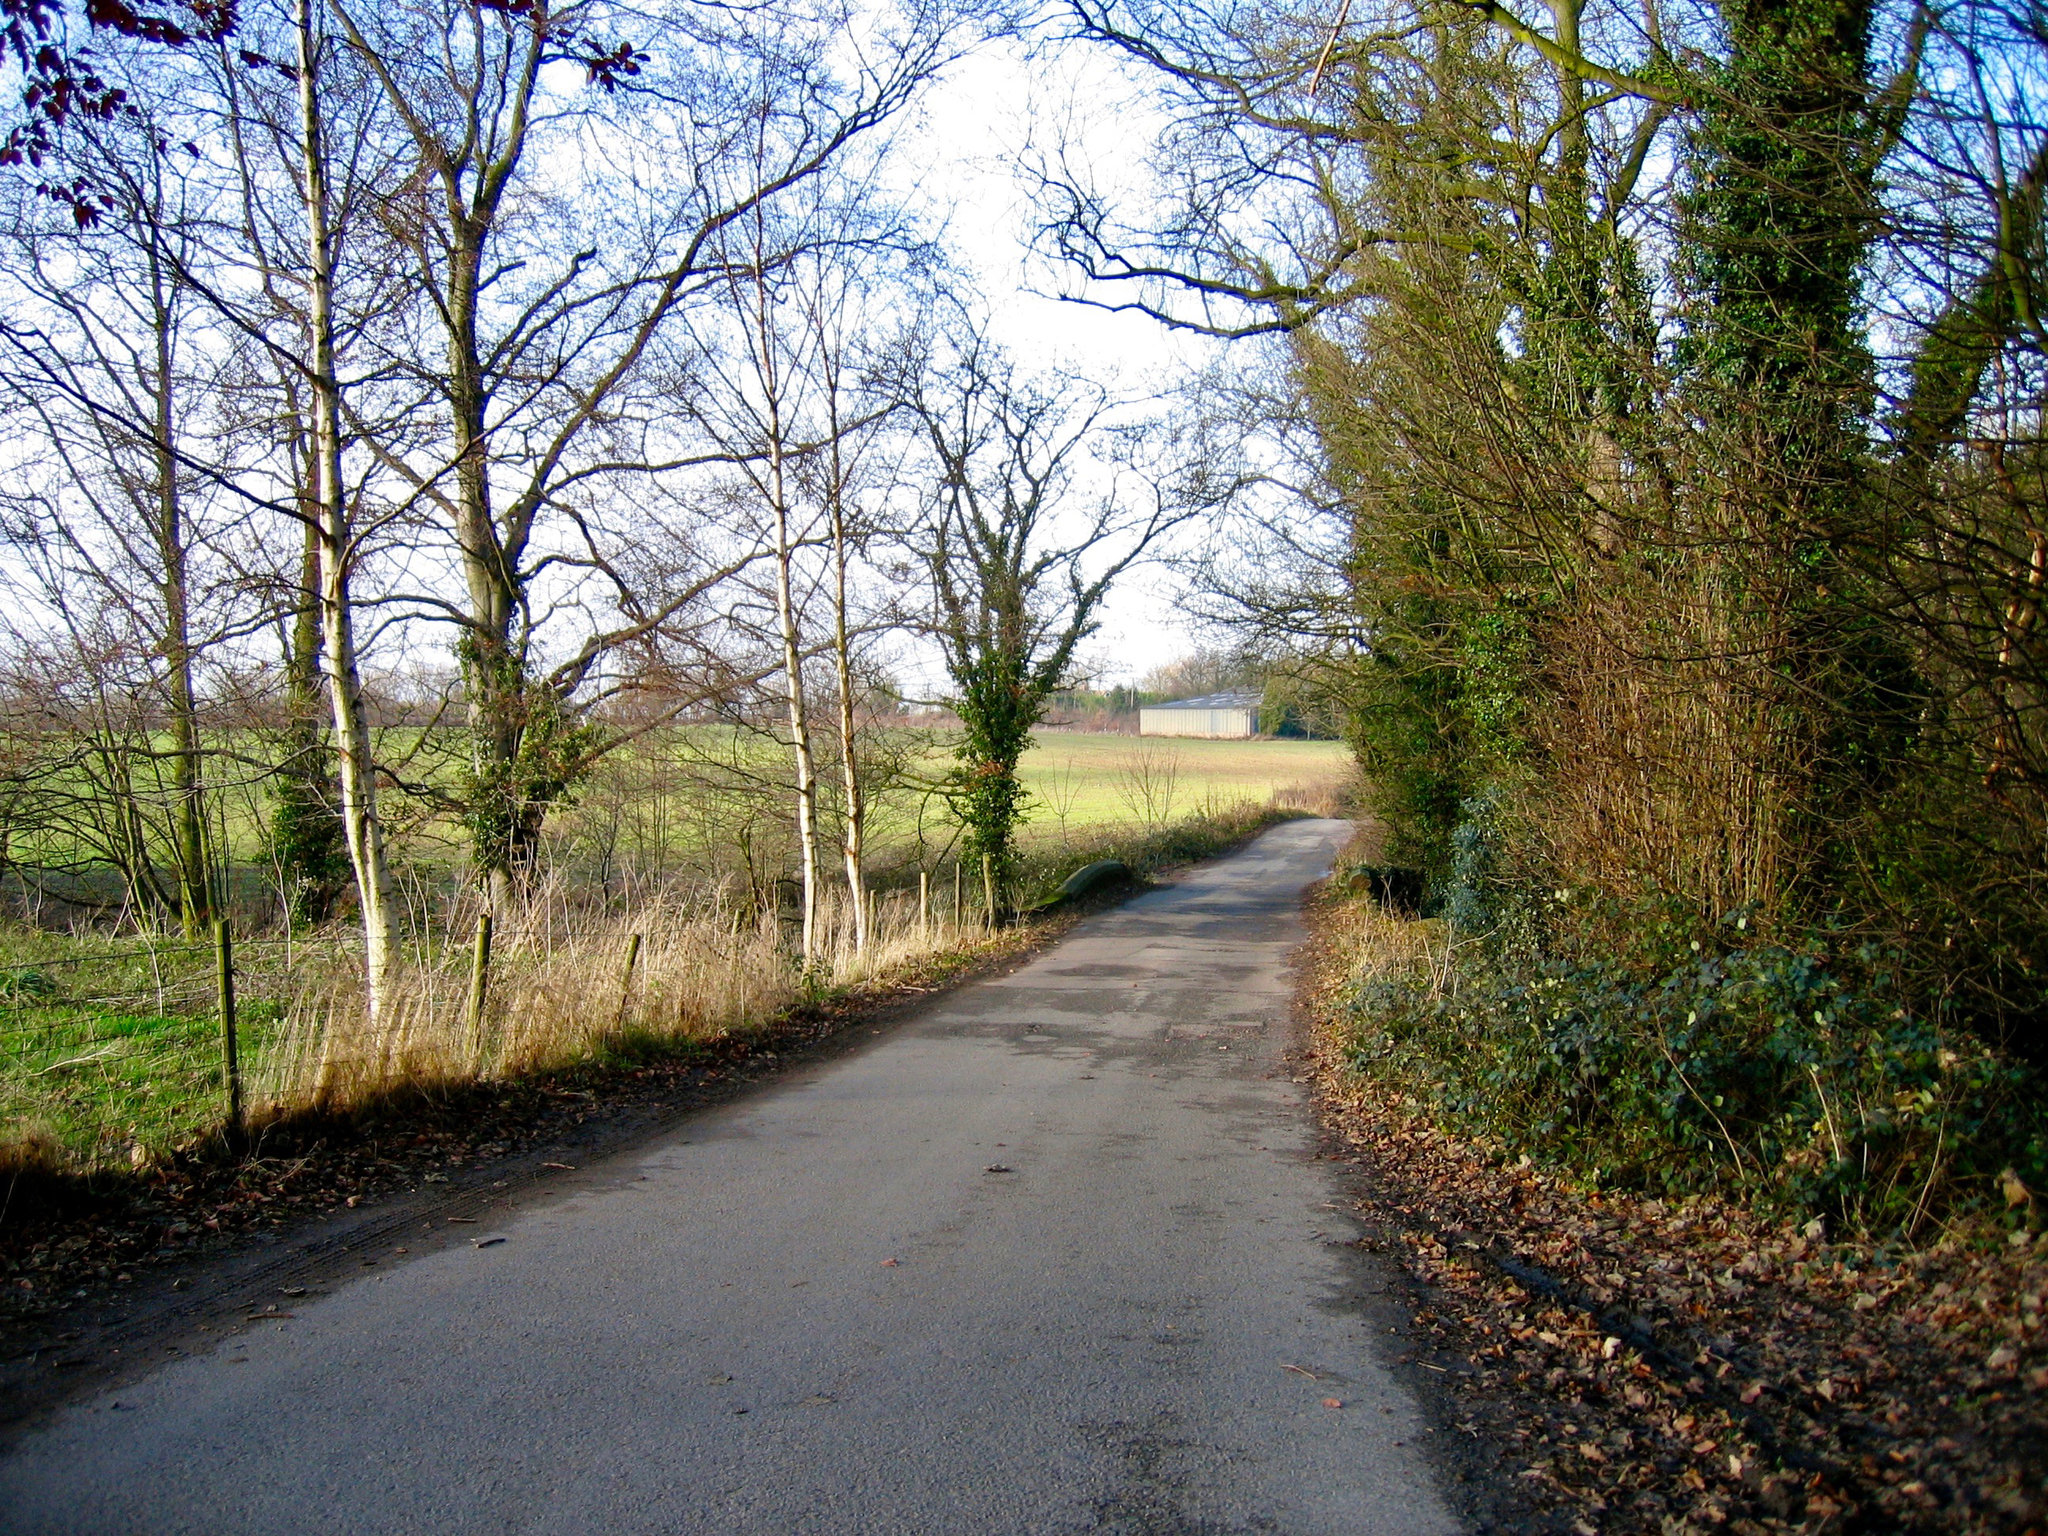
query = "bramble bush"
xmin=1340 ymin=903 xmax=2048 ymax=1238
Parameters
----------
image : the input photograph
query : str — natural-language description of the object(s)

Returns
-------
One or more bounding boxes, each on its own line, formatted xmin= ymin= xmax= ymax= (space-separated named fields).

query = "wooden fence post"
xmin=953 ymin=862 xmax=963 ymax=929
xmin=215 ymin=919 xmax=241 ymax=1146
xmin=918 ymin=869 xmax=930 ymax=938
xmin=465 ymin=911 xmax=493 ymax=1058
xmin=615 ymin=932 xmax=643 ymax=1032
xmin=982 ymin=853 xmax=996 ymax=929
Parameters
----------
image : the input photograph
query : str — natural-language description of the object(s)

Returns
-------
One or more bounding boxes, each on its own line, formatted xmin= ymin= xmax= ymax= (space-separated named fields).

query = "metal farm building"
xmin=1138 ymin=689 xmax=1262 ymax=739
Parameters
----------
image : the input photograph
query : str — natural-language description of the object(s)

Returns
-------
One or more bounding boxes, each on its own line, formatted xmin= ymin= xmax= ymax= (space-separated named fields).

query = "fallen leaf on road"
xmin=472 ymin=1236 xmax=505 ymax=1249
xmin=880 ymin=1258 xmax=899 ymax=1266
xmin=984 ymin=1164 xmax=1013 ymax=1173
xmin=1321 ymin=1397 xmax=1344 ymax=1408
xmin=542 ymin=1162 xmax=576 ymax=1171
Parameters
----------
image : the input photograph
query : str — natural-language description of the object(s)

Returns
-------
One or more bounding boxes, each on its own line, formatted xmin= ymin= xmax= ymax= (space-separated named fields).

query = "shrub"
xmin=1338 ymin=899 xmax=2048 ymax=1238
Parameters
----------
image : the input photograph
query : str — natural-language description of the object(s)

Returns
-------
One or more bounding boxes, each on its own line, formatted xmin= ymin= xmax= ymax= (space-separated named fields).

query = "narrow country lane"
xmin=0 ymin=819 xmax=1460 ymax=1535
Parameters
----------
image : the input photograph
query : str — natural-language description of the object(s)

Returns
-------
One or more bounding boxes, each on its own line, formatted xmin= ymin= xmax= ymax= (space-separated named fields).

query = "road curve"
xmin=0 ymin=818 xmax=1459 ymax=1535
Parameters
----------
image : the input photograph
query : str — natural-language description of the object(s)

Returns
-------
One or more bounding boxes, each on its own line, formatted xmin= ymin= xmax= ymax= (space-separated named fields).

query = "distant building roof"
xmin=1149 ymin=689 xmax=1262 ymax=710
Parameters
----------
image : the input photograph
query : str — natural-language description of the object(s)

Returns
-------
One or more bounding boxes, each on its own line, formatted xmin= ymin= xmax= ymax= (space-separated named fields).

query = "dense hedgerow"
xmin=1339 ymin=899 xmax=2048 ymax=1237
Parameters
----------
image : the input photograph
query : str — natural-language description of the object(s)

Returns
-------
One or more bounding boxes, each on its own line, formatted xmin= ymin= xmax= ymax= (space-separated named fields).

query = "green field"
xmin=0 ymin=935 xmax=312 ymax=1171
xmin=0 ymin=723 xmax=1355 ymax=889
xmin=1014 ymin=732 xmax=1353 ymax=844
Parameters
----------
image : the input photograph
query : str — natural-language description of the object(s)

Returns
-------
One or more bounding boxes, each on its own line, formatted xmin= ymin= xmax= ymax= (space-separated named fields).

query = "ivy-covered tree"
xmin=906 ymin=335 xmax=1182 ymax=891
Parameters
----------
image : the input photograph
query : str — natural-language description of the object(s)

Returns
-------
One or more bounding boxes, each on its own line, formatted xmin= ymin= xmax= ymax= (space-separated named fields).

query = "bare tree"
xmin=0 ymin=110 xmax=237 ymax=935
xmin=1114 ymin=742 xmax=1181 ymax=832
xmin=734 ymin=214 xmax=827 ymax=966
xmin=321 ymin=0 xmax=962 ymax=912
xmin=294 ymin=0 xmax=403 ymax=1027
xmin=672 ymin=132 xmax=925 ymax=964
xmin=801 ymin=219 xmax=919 ymax=955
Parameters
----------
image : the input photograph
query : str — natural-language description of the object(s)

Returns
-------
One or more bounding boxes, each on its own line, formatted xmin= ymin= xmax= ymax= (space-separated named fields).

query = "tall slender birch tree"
xmin=294 ymin=0 xmax=400 ymax=1029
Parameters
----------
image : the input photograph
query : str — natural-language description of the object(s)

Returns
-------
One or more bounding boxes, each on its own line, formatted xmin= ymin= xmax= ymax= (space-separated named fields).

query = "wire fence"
xmin=0 ymin=930 xmax=358 ymax=1171
xmin=2 ymin=798 xmax=1310 ymax=1176
xmin=0 ymin=889 xmax=969 ymax=1174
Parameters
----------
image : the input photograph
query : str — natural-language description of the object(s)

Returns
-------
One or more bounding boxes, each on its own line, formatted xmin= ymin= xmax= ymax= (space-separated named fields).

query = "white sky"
xmin=894 ymin=33 xmax=1228 ymax=687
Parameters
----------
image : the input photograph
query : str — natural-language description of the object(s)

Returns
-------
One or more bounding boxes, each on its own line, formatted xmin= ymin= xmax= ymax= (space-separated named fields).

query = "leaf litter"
xmin=1300 ymin=893 xmax=2048 ymax=1534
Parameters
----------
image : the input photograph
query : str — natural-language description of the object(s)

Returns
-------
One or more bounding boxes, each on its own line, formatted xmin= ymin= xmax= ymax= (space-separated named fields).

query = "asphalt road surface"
xmin=0 ymin=818 xmax=1460 ymax=1535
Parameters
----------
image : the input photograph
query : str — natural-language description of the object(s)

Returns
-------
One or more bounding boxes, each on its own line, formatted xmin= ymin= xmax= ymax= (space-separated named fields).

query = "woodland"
xmin=1042 ymin=0 xmax=2048 ymax=1230
xmin=0 ymin=0 xmax=2044 ymax=1235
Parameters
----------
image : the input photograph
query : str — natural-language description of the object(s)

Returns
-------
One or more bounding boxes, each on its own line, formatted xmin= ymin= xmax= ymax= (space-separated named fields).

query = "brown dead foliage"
xmin=1302 ymin=890 xmax=2048 ymax=1535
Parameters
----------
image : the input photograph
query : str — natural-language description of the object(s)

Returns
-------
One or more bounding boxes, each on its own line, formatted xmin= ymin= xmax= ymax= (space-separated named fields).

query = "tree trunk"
xmin=444 ymin=212 xmax=528 ymax=915
xmin=1679 ymin=0 xmax=1885 ymax=909
xmin=273 ymin=508 xmax=347 ymax=923
xmin=739 ymin=257 xmax=821 ymax=968
xmin=326 ymin=1 xmax=555 ymax=913
xmin=149 ymin=250 xmax=212 ymax=939
xmin=828 ymin=420 xmax=866 ymax=954
xmin=772 ymin=430 xmax=820 ymax=968
xmin=299 ymin=0 xmax=398 ymax=1034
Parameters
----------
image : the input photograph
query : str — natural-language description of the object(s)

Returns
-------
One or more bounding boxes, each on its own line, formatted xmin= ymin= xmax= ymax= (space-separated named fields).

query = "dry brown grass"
xmin=2 ymin=795 xmax=1334 ymax=1174
xmin=0 ymin=1119 xmax=65 ymax=1181
xmin=253 ymin=880 xmax=990 ymax=1117
xmin=1319 ymin=815 xmax=1471 ymax=1004
xmin=1268 ymin=777 xmax=1355 ymax=817
xmin=1322 ymin=895 xmax=1457 ymax=999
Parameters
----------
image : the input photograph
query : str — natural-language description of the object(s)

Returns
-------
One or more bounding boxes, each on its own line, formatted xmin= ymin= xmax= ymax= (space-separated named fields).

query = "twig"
xmin=1308 ymin=0 xmax=1354 ymax=94
xmin=1661 ymin=1039 xmax=1751 ymax=1182
xmin=33 ymin=1044 xmax=118 ymax=1075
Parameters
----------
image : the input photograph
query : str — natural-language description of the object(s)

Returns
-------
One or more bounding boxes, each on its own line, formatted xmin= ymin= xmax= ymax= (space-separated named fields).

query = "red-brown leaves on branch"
xmin=0 ymin=0 xmax=302 ymax=223
xmin=82 ymin=0 xmax=200 ymax=48
xmin=578 ymin=37 xmax=643 ymax=90
xmin=3 ymin=0 xmax=634 ymax=223
xmin=465 ymin=0 xmax=647 ymax=92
